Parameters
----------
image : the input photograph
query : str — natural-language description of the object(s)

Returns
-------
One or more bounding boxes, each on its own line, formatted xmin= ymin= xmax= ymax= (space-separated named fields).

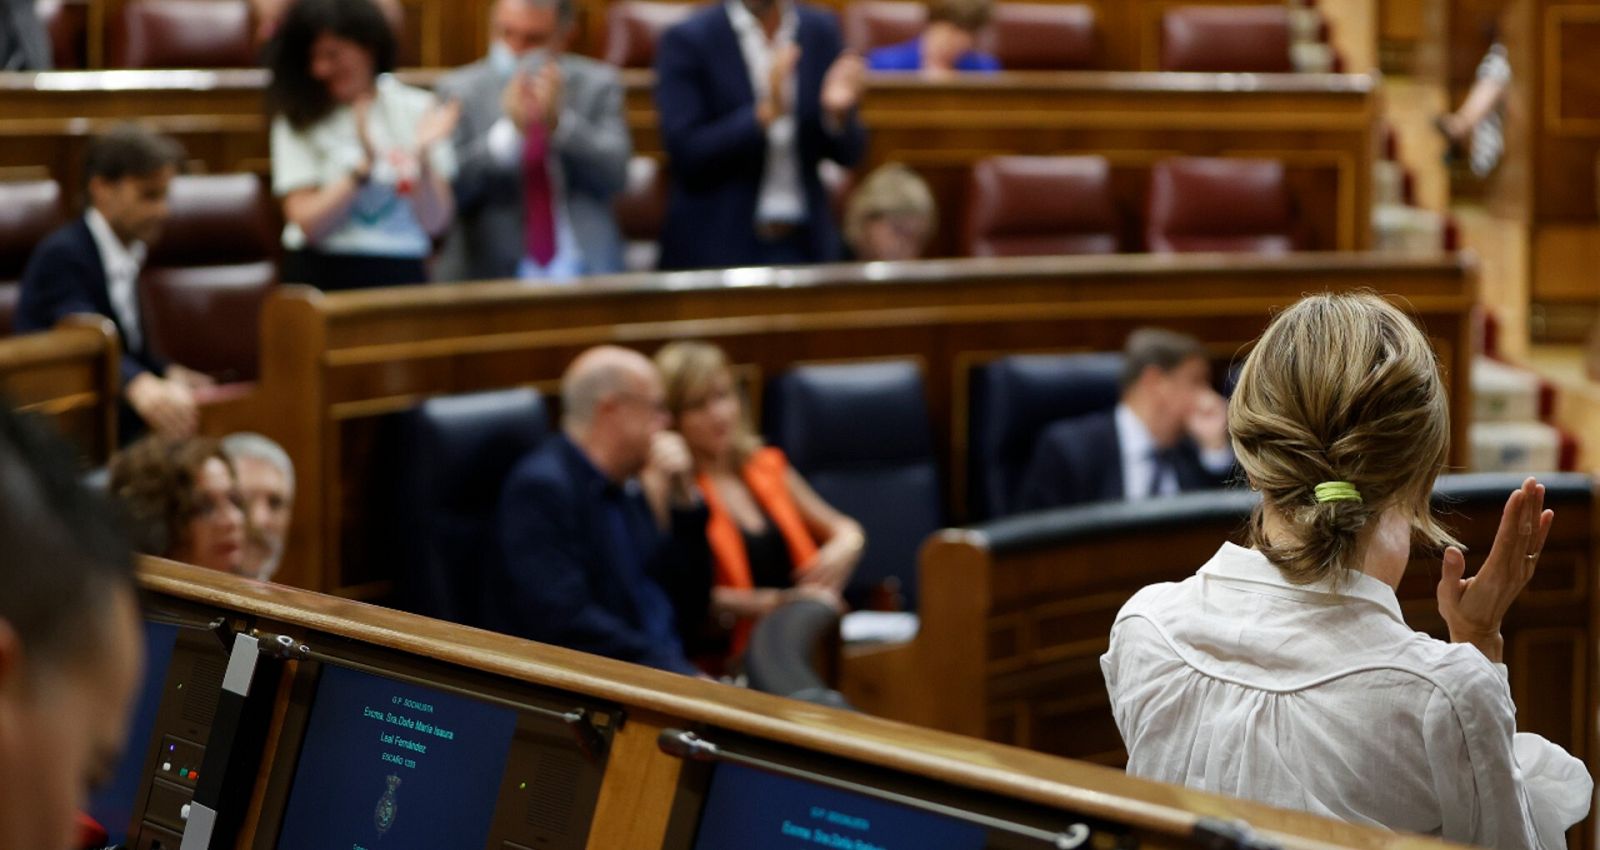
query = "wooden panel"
xmin=136 ymin=555 xmax=1482 ymax=850
xmin=0 ymin=316 xmax=121 ymax=463
xmin=194 ymin=252 xmax=1474 ymax=604
xmin=1533 ymin=224 xmax=1600 ymax=301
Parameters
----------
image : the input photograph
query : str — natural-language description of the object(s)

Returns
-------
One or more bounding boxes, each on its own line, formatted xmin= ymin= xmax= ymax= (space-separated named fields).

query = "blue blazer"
xmin=16 ymin=217 xmax=168 ymax=387
xmin=867 ymin=38 xmax=1001 ymax=72
xmin=487 ymin=435 xmax=712 ymax=675
xmin=653 ymin=3 xmax=867 ymax=269
xmin=1014 ymin=410 xmax=1228 ymax=512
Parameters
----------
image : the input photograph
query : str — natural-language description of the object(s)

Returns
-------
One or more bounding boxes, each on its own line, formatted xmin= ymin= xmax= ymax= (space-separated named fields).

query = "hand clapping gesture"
xmin=1436 ymin=477 xmax=1553 ymax=663
xmin=820 ymin=52 xmax=867 ymax=123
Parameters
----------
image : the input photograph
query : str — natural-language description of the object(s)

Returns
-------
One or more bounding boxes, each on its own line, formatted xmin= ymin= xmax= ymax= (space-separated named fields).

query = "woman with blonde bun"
xmin=1102 ymin=292 xmax=1590 ymax=849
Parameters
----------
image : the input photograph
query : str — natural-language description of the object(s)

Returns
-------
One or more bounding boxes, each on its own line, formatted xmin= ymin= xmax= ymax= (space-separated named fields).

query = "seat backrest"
xmin=1159 ymin=5 xmax=1293 ymax=73
xmin=967 ymin=352 xmax=1123 ymax=520
xmin=764 ymin=360 xmax=940 ymax=609
xmin=142 ymin=173 xmax=277 ymax=380
xmin=396 ymin=388 xmax=550 ymax=625
xmin=613 ymin=155 xmax=667 ymax=272
xmin=0 ymin=179 xmax=65 ymax=336
xmin=985 ymin=3 xmax=1098 ymax=70
xmin=604 ymin=0 xmax=695 ymax=68
xmin=35 ymin=0 xmax=89 ymax=68
xmin=843 ymin=0 xmax=925 ymax=54
xmin=965 ymin=156 xmax=1119 ymax=258
xmin=1145 ymin=156 xmax=1296 ymax=254
xmin=744 ymin=598 xmax=849 ymax=708
xmin=109 ymin=0 xmax=255 ymax=68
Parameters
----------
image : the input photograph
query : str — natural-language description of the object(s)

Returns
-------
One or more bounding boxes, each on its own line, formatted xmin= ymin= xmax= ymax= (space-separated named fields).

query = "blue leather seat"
xmin=396 ymin=388 xmax=549 ymax=625
xmin=765 ymin=360 xmax=940 ymax=610
xmin=967 ymin=352 xmax=1123 ymax=521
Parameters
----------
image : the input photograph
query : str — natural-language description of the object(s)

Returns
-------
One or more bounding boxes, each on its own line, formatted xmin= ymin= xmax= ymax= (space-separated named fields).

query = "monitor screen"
xmin=690 ymin=762 xmax=988 ymax=850
xmin=273 ymin=664 xmax=519 ymax=850
xmin=87 ymin=619 xmax=180 ymax=844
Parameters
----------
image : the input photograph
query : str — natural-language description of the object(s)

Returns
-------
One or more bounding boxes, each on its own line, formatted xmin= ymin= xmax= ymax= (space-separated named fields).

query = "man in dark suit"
xmin=489 ymin=346 xmax=712 ymax=675
xmin=17 ymin=124 xmax=212 ymax=441
xmin=653 ymin=0 xmax=867 ymax=269
xmin=1016 ymin=328 xmax=1234 ymax=511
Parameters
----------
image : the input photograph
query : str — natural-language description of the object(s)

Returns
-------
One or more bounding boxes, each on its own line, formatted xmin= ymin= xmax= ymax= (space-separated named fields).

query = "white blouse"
xmin=1102 ymin=543 xmax=1591 ymax=850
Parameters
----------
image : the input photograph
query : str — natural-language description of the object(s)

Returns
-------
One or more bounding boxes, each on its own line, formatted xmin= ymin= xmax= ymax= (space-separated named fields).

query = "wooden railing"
xmin=191 ymin=252 xmax=1477 ymax=599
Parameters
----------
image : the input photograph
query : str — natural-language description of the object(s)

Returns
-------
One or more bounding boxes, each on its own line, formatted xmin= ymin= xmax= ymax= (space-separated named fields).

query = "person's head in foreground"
xmin=562 ymin=345 xmax=671 ymax=481
xmin=1120 ymin=327 xmax=1218 ymax=448
xmin=843 ymin=164 xmax=937 ymax=262
xmin=1230 ymin=291 xmax=1457 ymax=584
xmin=0 ymin=408 xmax=142 ymax=850
xmin=655 ymin=341 xmax=760 ymax=471
xmin=110 ymin=435 xmax=248 ymax=576
xmin=221 ymin=432 xmax=295 ymax=581
xmin=921 ymin=0 xmax=992 ymax=72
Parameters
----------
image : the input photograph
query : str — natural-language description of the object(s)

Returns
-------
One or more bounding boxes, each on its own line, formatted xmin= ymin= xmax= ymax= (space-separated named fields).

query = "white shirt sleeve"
xmin=270 ymin=114 xmax=322 ymax=197
xmin=1424 ymin=667 xmax=1592 ymax=850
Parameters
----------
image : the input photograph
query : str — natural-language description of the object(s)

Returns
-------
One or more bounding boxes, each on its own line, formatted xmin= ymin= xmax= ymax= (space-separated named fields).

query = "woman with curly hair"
xmin=109 ymin=436 xmax=247 ymax=575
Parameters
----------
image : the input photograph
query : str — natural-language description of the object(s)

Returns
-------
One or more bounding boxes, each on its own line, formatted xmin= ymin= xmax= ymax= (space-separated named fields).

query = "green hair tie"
xmin=1313 ymin=481 xmax=1363 ymax=504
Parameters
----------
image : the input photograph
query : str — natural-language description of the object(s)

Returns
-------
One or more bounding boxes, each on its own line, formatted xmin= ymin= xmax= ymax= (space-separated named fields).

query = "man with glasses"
xmin=487 ymin=346 xmax=712 ymax=674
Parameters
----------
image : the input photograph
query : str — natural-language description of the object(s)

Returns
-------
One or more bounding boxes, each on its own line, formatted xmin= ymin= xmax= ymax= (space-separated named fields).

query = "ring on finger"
xmin=1525 ymin=552 xmax=1540 ymax=561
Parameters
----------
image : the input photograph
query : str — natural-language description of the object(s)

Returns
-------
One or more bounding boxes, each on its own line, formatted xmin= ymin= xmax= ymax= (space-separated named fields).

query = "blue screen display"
xmin=274 ymin=664 xmax=518 ymax=850
xmin=87 ymin=619 xmax=180 ymax=843
xmin=692 ymin=762 xmax=988 ymax=850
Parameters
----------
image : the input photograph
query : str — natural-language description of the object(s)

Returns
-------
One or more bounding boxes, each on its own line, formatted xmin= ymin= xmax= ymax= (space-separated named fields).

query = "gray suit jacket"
xmin=435 ymin=53 xmax=631 ymax=280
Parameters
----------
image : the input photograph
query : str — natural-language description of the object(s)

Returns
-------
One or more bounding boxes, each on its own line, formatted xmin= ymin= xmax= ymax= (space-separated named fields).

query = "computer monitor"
xmin=261 ymin=661 xmax=608 ymax=850
xmin=691 ymin=761 xmax=987 ymax=850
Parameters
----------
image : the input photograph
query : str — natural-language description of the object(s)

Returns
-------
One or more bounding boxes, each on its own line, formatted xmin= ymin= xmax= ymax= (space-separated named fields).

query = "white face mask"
xmin=488 ymin=39 xmax=517 ymax=75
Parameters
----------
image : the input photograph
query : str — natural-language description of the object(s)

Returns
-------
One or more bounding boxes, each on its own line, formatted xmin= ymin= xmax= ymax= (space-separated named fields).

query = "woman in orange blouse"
xmin=655 ymin=341 xmax=865 ymax=658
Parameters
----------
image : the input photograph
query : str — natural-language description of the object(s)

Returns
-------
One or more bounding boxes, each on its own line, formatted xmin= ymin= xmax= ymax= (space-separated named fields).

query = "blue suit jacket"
xmin=653 ymin=3 xmax=867 ymax=269
xmin=867 ymin=38 xmax=1001 ymax=72
xmin=16 ymin=217 xmax=168 ymax=387
xmin=487 ymin=435 xmax=712 ymax=674
xmin=1014 ymin=410 xmax=1229 ymax=512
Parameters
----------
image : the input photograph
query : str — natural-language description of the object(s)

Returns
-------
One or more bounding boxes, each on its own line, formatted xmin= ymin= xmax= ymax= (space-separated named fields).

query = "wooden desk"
xmin=843 ymin=473 xmax=1598 ymax=850
xmin=193 ymin=252 xmax=1476 ymax=599
xmin=0 ymin=316 xmax=120 ymax=463
xmin=0 ymin=69 xmax=1379 ymax=254
xmin=136 ymin=555 xmax=1474 ymax=850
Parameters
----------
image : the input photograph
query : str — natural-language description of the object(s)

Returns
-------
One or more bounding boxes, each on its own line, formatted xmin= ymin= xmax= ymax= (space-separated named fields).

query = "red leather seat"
xmin=141 ymin=174 xmax=277 ymax=381
xmin=35 ymin=0 xmax=89 ymax=68
xmin=613 ymin=156 xmax=667 ymax=272
xmin=109 ymin=0 xmax=255 ymax=68
xmin=0 ymin=180 xmax=65 ymax=336
xmin=1160 ymin=5 xmax=1292 ymax=73
xmin=603 ymin=0 xmax=694 ymax=68
xmin=843 ymin=0 xmax=925 ymax=55
xmin=987 ymin=3 xmax=1097 ymax=70
xmin=1144 ymin=157 xmax=1297 ymax=254
xmin=965 ymin=156 xmax=1119 ymax=257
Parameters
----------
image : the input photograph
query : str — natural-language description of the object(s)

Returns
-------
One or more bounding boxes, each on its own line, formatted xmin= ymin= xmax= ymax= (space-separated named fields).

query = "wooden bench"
xmin=0 ymin=69 xmax=1379 ymax=255
xmin=842 ymin=472 xmax=1598 ymax=850
xmin=134 ymin=554 xmax=1478 ymax=850
xmin=0 ymin=315 xmax=120 ymax=463
xmin=192 ymin=252 xmax=1476 ymax=599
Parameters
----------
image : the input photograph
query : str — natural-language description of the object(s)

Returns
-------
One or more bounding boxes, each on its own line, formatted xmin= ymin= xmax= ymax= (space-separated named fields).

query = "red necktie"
xmin=521 ymin=120 xmax=557 ymax=267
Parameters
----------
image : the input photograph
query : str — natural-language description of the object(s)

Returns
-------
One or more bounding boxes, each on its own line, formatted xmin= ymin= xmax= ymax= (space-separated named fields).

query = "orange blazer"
xmin=699 ymin=447 xmax=820 ymax=656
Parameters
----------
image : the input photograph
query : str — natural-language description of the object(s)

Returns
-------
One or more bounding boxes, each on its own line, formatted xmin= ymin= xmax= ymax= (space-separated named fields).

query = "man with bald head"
xmin=487 ymin=346 xmax=711 ymax=674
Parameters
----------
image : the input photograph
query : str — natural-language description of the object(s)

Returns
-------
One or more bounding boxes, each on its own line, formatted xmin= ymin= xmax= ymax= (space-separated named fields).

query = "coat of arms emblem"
xmin=374 ymin=774 xmax=402 ymax=837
